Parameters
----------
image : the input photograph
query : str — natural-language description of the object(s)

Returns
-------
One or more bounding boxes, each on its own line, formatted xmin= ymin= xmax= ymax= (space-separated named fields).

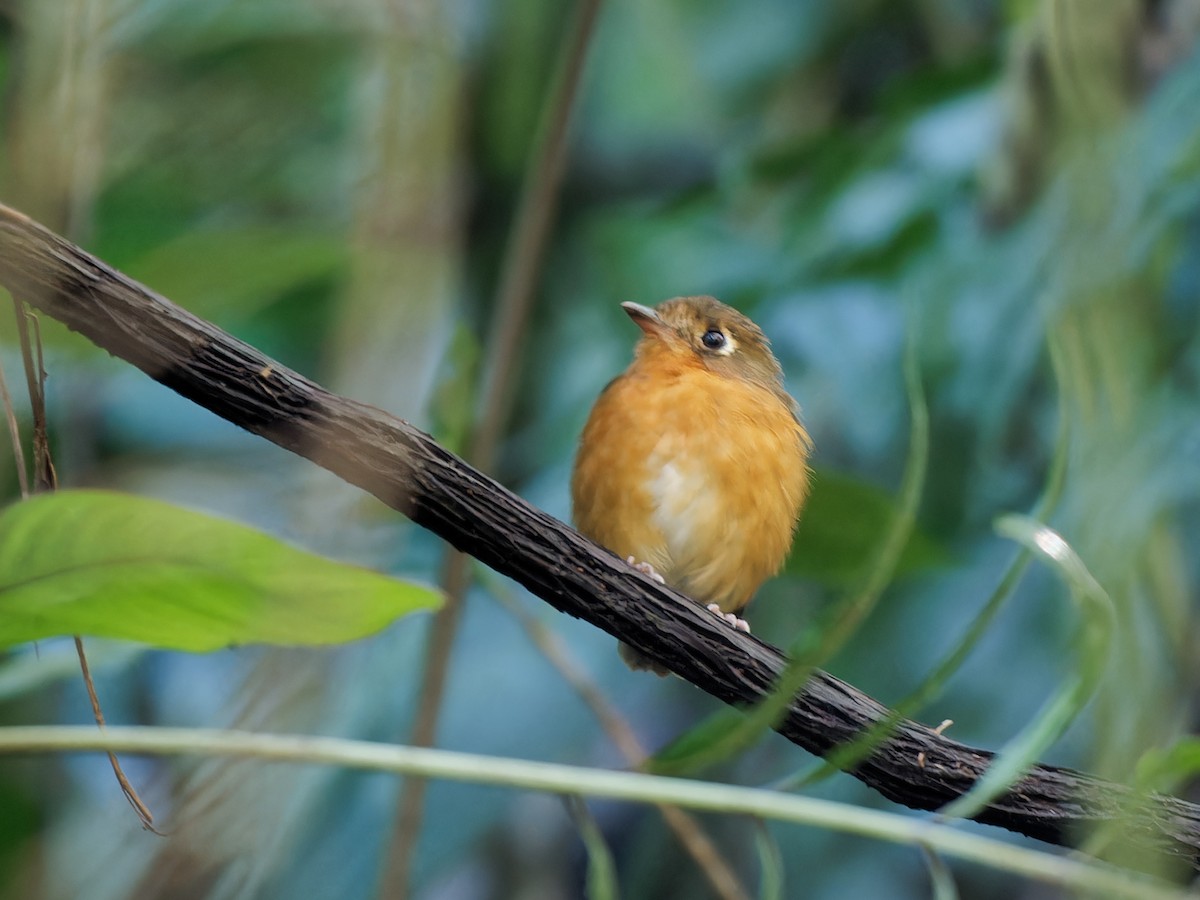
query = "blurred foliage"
xmin=0 ymin=0 xmax=1198 ymax=899
xmin=787 ymin=469 xmax=945 ymax=588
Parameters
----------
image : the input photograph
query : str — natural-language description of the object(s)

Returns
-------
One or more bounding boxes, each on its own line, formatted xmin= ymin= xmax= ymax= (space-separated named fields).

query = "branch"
xmin=0 ymin=203 xmax=1197 ymax=869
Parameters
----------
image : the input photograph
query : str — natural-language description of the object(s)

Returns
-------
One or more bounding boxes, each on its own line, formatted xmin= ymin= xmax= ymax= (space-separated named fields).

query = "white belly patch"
xmin=647 ymin=451 xmax=713 ymax=565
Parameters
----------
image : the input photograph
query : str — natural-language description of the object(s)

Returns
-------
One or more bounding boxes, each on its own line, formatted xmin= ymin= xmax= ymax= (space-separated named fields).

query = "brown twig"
xmin=71 ymin=635 xmax=158 ymax=832
xmin=469 ymin=0 xmax=604 ymax=466
xmin=10 ymin=302 xmax=53 ymax=490
xmin=0 ymin=352 xmax=30 ymax=497
xmin=8 ymin=290 xmax=155 ymax=832
xmin=1 ymin=203 xmax=1199 ymax=869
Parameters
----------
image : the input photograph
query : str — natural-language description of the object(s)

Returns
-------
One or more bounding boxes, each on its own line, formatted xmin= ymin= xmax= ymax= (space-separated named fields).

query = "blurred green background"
xmin=1 ymin=0 xmax=1199 ymax=897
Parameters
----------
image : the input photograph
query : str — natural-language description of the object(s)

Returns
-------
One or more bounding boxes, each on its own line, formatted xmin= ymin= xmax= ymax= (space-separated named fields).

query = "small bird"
xmin=572 ymin=296 xmax=812 ymax=673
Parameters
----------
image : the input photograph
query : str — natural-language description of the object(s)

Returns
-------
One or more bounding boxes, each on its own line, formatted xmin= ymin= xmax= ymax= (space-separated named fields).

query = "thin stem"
xmin=72 ymin=636 xmax=158 ymax=832
xmin=0 ymin=725 xmax=1188 ymax=900
xmin=11 ymin=284 xmax=155 ymax=835
xmin=384 ymin=0 xmax=605 ymax=894
xmin=470 ymin=0 xmax=604 ymax=466
xmin=487 ymin=570 xmax=748 ymax=900
xmin=0 ymin=351 xmax=29 ymax=498
xmin=382 ymin=553 xmax=469 ymax=895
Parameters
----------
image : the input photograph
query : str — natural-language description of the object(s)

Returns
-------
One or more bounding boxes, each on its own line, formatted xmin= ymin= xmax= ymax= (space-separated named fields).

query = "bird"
xmin=571 ymin=296 xmax=812 ymax=674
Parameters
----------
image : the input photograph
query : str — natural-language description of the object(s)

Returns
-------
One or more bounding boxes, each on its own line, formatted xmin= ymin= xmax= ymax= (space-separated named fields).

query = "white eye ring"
xmin=700 ymin=329 xmax=737 ymax=356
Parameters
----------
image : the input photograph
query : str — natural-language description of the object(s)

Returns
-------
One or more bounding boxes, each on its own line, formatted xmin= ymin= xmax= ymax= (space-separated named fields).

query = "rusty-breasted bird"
xmin=571 ymin=296 xmax=812 ymax=673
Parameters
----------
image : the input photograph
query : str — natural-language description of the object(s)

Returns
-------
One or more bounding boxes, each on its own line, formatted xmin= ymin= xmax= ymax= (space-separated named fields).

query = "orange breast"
xmin=572 ymin=358 xmax=810 ymax=613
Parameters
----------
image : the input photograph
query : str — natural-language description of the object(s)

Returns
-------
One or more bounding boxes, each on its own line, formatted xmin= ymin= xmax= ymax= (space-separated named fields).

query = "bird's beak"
xmin=621 ymin=302 xmax=668 ymax=338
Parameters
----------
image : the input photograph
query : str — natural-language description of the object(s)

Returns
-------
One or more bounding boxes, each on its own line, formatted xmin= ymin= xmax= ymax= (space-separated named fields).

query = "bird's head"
xmin=622 ymin=296 xmax=786 ymax=392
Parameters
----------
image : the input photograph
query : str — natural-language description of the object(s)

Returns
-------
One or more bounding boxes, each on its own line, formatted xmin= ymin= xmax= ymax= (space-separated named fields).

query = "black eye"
xmin=701 ymin=329 xmax=726 ymax=350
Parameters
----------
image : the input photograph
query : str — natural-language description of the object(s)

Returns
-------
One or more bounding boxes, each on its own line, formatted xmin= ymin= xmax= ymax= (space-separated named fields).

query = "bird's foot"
xmin=707 ymin=603 xmax=751 ymax=633
xmin=626 ymin=556 xmax=666 ymax=585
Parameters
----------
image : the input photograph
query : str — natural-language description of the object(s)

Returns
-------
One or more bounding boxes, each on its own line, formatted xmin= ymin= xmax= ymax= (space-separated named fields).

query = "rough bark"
xmin=0 ymin=203 xmax=1197 ymax=868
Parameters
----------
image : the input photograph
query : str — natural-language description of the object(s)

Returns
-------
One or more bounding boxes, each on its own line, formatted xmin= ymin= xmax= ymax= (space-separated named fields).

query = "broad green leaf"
xmin=0 ymin=490 xmax=440 ymax=651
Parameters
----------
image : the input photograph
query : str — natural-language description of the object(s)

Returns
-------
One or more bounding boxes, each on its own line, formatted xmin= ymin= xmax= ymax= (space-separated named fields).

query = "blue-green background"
xmin=1 ymin=1 xmax=1199 ymax=898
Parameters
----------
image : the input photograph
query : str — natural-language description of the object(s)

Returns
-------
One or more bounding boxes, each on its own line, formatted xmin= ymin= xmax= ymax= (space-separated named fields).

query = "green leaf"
xmin=650 ymin=707 xmax=753 ymax=774
xmin=566 ymin=796 xmax=620 ymax=900
xmin=939 ymin=516 xmax=1114 ymax=820
xmin=0 ymin=490 xmax=440 ymax=651
xmin=754 ymin=820 xmax=785 ymax=900
xmin=1135 ymin=738 xmax=1200 ymax=793
xmin=922 ymin=846 xmax=960 ymax=900
xmin=778 ymin=328 xmax=1074 ymax=792
xmin=124 ymin=227 xmax=345 ymax=319
xmin=428 ymin=322 xmax=483 ymax=456
xmin=801 ymin=331 xmax=932 ymax=654
xmin=787 ymin=471 xmax=943 ymax=587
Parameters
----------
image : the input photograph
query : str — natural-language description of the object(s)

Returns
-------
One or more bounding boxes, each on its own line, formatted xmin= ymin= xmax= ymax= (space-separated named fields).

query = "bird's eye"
xmin=701 ymin=329 xmax=726 ymax=350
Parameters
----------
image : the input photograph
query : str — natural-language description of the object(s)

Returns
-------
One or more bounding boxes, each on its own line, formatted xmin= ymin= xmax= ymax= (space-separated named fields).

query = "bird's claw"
xmin=622 ymin=560 xmax=749 ymax=633
xmin=626 ymin=556 xmax=666 ymax=585
xmin=706 ymin=603 xmax=751 ymax=633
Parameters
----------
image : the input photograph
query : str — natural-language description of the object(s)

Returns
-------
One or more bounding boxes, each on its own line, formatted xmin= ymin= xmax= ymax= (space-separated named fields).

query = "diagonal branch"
xmin=0 ymin=202 xmax=1197 ymax=870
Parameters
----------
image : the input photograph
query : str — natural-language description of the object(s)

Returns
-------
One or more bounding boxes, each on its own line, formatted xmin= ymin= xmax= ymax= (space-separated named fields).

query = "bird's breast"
xmin=573 ymin=363 xmax=810 ymax=613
